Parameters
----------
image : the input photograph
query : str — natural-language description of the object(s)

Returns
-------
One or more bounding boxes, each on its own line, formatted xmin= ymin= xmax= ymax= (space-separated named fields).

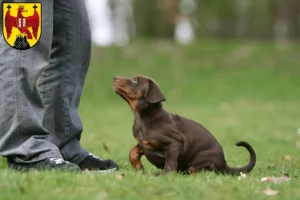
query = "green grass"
xmin=1 ymin=40 xmax=300 ymax=200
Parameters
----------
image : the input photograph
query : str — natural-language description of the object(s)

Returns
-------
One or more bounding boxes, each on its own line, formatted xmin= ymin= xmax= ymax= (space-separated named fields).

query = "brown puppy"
xmin=113 ymin=75 xmax=256 ymax=175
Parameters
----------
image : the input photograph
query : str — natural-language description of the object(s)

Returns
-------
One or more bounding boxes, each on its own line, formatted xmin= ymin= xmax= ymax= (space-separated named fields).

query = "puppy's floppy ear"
xmin=145 ymin=80 xmax=166 ymax=103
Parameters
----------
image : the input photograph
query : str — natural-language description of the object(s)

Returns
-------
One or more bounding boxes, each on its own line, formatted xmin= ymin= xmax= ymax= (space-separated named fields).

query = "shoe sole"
xmin=82 ymin=167 xmax=117 ymax=174
xmin=8 ymin=159 xmax=80 ymax=173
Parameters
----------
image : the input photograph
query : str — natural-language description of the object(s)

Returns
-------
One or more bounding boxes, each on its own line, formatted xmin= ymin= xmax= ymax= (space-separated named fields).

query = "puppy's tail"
xmin=223 ymin=141 xmax=256 ymax=175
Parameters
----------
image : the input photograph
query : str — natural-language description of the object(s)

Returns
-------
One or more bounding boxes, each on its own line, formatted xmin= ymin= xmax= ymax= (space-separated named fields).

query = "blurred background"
xmin=0 ymin=2 xmax=299 ymax=200
xmin=85 ymin=0 xmax=300 ymax=46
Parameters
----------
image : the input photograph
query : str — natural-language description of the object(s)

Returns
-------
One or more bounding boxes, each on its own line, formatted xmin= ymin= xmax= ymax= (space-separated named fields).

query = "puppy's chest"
xmin=132 ymin=124 xmax=159 ymax=150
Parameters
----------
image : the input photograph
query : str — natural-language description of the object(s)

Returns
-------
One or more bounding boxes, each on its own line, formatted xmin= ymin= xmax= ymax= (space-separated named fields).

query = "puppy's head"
xmin=113 ymin=76 xmax=165 ymax=111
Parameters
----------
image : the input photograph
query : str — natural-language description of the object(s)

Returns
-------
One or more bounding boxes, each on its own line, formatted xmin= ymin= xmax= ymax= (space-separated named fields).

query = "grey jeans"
xmin=0 ymin=0 xmax=90 ymax=164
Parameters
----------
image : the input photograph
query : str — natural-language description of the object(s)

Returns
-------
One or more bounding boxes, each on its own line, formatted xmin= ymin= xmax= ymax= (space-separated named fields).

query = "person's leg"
xmin=0 ymin=0 xmax=79 ymax=172
xmin=0 ymin=0 xmax=63 ymax=163
xmin=37 ymin=0 xmax=90 ymax=165
xmin=38 ymin=0 xmax=117 ymax=171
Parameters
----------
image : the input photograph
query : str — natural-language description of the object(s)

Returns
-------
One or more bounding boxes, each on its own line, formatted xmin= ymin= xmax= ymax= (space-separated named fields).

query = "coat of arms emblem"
xmin=2 ymin=3 xmax=41 ymax=50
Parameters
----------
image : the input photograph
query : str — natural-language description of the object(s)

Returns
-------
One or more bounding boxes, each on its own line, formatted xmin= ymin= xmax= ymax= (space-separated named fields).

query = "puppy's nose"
xmin=113 ymin=76 xmax=123 ymax=81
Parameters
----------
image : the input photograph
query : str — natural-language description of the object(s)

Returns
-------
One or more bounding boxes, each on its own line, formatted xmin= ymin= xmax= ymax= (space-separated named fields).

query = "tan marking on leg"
xmin=129 ymin=144 xmax=144 ymax=170
xmin=142 ymin=140 xmax=159 ymax=149
xmin=188 ymin=167 xmax=198 ymax=176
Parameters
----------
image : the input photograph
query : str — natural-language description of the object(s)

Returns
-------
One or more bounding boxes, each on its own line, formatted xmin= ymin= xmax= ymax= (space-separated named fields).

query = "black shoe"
xmin=78 ymin=153 xmax=118 ymax=173
xmin=7 ymin=157 xmax=80 ymax=172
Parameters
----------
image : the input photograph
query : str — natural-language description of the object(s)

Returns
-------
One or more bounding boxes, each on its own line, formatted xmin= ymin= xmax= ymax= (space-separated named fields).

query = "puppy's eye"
xmin=131 ymin=78 xmax=138 ymax=84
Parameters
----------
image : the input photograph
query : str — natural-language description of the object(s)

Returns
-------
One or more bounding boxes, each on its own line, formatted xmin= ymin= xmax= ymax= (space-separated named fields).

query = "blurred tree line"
xmin=130 ymin=0 xmax=300 ymax=42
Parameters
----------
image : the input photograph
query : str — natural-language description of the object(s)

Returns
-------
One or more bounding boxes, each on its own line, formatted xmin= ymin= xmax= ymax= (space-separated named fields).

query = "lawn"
xmin=0 ymin=40 xmax=300 ymax=200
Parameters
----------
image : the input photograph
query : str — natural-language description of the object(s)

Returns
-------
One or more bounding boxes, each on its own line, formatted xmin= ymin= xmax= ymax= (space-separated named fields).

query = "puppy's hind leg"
xmin=188 ymin=163 xmax=219 ymax=175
